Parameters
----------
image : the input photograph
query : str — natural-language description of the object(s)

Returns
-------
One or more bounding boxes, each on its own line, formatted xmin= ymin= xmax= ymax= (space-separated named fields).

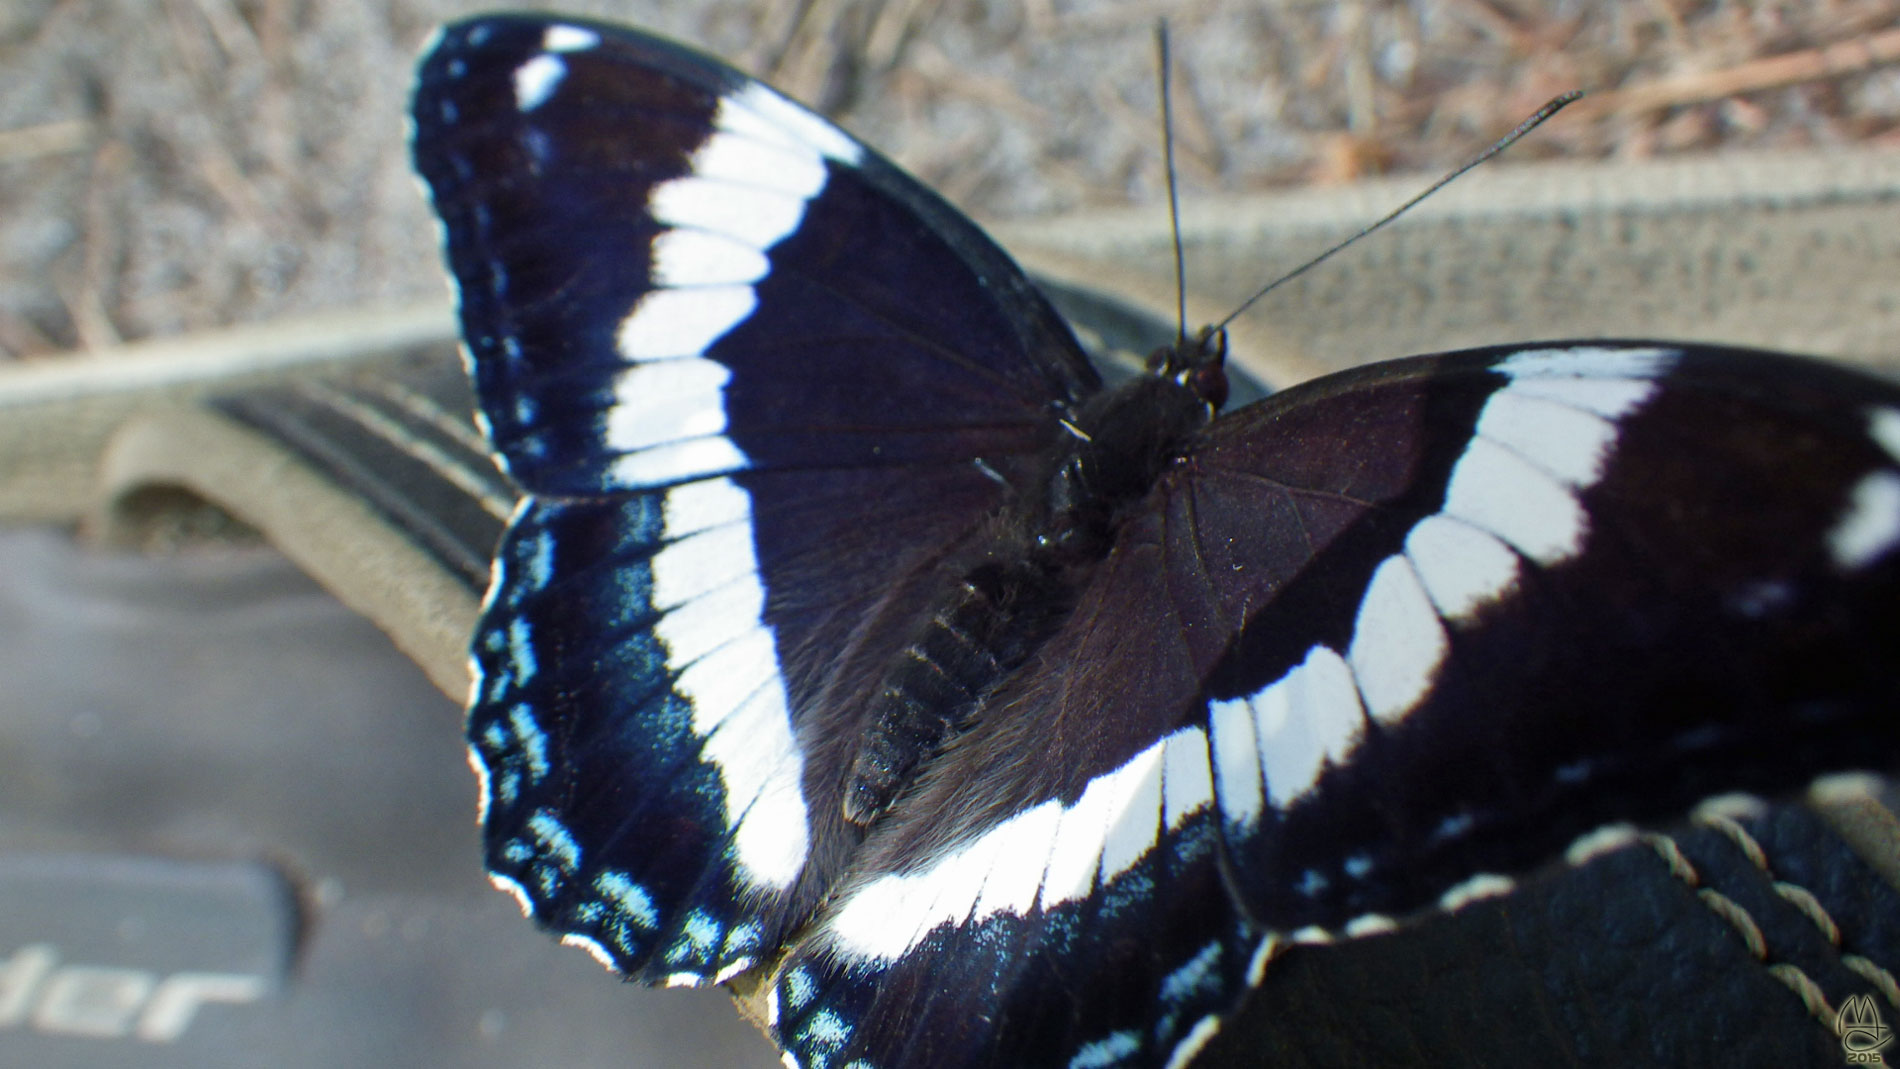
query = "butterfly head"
xmin=1150 ymin=324 xmax=1230 ymax=413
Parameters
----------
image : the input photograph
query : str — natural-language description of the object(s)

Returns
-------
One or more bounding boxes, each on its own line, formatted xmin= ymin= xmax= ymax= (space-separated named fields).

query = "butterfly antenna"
xmin=1214 ymin=90 xmax=1584 ymax=332
xmin=1156 ymin=20 xmax=1189 ymax=348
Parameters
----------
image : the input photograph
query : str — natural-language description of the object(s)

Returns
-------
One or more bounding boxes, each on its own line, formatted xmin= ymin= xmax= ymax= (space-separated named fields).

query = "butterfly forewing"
xmin=412 ymin=16 xmax=1097 ymax=497
xmin=413 ymin=14 xmax=1102 ymax=985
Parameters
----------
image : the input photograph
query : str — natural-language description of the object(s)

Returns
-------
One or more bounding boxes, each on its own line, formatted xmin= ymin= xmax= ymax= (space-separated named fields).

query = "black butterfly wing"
xmin=1196 ymin=344 xmax=1900 ymax=933
xmin=414 ymin=16 xmax=1095 ymax=489
xmin=768 ymin=342 xmax=1900 ymax=1069
xmin=411 ymin=15 xmax=1100 ymax=985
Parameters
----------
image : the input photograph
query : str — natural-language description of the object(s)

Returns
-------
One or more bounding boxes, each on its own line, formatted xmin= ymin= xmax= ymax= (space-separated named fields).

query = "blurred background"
xmin=4 ymin=0 xmax=1899 ymax=354
xmin=2 ymin=1 xmax=1898 ymax=1066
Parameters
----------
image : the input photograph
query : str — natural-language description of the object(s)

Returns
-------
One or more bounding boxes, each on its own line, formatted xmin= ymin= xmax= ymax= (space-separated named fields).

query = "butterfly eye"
xmin=1189 ymin=360 xmax=1228 ymax=411
xmin=1167 ymin=327 xmax=1228 ymax=410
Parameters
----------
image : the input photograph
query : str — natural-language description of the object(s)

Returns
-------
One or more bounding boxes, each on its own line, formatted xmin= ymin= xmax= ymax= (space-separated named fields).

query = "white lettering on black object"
xmin=0 ymin=945 xmax=263 ymax=1043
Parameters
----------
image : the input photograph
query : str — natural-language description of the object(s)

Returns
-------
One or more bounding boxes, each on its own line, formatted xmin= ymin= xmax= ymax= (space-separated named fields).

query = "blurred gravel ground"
xmin=2 ymin=0 xmax=1898 ymax=357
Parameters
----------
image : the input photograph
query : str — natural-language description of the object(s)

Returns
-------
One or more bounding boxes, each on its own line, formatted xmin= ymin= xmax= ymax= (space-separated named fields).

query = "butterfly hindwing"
xmin=413 ymin=14 xmax=1104 ymax=984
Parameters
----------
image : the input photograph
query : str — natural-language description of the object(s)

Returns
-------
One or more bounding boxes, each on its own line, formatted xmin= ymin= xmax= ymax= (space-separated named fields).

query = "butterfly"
xmin=410 ymin=14 xmax=1900 ymax=1068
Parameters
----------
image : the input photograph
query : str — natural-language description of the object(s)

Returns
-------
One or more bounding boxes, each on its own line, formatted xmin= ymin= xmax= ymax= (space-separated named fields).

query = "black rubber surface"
xmin=0 ymin=527 xmax=777 ymax=1068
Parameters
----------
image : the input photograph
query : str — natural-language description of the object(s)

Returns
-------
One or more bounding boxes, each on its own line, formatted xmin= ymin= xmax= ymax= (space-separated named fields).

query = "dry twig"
xmin=1576 ymin=27 xmax=1900 ymax=119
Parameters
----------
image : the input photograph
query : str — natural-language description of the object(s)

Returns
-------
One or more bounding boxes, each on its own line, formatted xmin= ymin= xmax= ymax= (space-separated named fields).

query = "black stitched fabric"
xmin=1197 ymin=799 xmax=1900 ymax=1068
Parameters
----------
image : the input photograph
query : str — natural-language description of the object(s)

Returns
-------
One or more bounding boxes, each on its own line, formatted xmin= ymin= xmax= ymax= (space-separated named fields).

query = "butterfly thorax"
xmin=840 ymin=330 xmax=1228 ymax=826
xmin=1035 ymin=328 xmax=1229 ymax=563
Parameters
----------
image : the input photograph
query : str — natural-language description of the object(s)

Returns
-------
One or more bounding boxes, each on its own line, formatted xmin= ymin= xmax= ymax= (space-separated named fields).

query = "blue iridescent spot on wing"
xmin=465 ymin=484 xmax=810 ymax=983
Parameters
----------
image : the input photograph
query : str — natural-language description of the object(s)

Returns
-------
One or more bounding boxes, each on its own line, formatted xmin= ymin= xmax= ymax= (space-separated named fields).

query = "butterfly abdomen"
xmin=843 ymin=553 xmax=1072 ymax=825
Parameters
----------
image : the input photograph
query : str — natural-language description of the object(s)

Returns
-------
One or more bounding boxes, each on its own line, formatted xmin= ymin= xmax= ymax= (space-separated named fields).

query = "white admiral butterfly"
xmin=410 ymin=15 xmax=1900 ymax=1068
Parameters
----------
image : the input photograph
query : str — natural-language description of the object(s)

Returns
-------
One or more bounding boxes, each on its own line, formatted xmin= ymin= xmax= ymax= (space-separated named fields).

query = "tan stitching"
xmin=1640 ymin=831 xmax=1700 ymax=886
xmin=1696 ymin=888 xmax=1768 ymax=960
xmin=1699 ymin=812 xmax=1770 ymax=872
xmin=1766 ymin=963 xmax=1837 ymax=1026
xmin=1770 ymin=881 xmax=1843 ymax=946
xmin=1714 ymin=806 xmax=1900 ymax=1004
xmin=1649 ymin=830 xmax=1843 ymax=1032
xmin=1843 ymin=955 xmax=1900 ymax=1012
xmin=1613 ymin=824 xmax=1896 ymax=1038
xmin=1806 ymin=774 xmax=1900 ymax=894
xmin=1701 ymin=806 xmax=1900 ymax=1027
